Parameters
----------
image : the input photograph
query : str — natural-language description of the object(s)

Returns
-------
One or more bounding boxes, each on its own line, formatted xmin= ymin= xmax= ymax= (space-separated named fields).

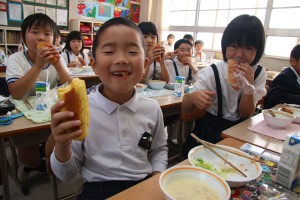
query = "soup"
xmin=164 ymin=177 xmax=220 ymax=200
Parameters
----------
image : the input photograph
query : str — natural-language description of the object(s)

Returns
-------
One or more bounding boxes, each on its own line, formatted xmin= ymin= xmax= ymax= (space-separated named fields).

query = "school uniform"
xmin=194 ymin=61 xmax=267 ymax=121
xmin=51 ymin=84 xmax=168 ymax=199
xmin=6 ymin=50 xmax=68 ymax=96
xmin=145 ymin=61 xmax=164 ymax=81
xmin=182 ymin=61 xmax=267 ymax=156
xmin=264 ymin=67 xmax=300 ymax=109
xmin=166 ymin=57 xmax=197 ymax=84
xmin=61 ymin=50 xmax=90 ymax=66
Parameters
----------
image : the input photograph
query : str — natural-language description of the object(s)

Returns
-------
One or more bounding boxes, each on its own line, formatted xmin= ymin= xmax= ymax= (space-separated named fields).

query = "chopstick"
xmin=191 ymin=135 xmax=263 ymax=164
xmin=191 ymin=133 xmax=247 ymax=177
xmin=23 ymin=99 xmax=33 ymax=110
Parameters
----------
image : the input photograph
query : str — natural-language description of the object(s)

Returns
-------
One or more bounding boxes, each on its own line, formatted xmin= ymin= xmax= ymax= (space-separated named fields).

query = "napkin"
xmin=248 ymin=120 xmax=300 ymax=140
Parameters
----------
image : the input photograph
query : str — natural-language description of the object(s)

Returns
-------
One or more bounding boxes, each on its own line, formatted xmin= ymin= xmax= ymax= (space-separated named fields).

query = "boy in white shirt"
xmin=50 ymin=17 xmax=168 ymax=199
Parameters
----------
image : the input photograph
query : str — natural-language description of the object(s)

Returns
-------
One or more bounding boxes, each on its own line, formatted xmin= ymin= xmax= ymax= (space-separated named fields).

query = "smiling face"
xmin=91 ymin=24 xmax=148 ymax=103
xmin=176 ymin=43 xmax=193 ymax=63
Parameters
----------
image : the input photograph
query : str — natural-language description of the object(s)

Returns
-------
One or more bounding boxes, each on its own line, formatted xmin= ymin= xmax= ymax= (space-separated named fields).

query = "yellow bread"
xmin=37 ymin=42 xmax=57 ymax=63
xmin=58 ymin=78 xmax=89 ymax=140
xmin=227 ymin=59 xmax=239 ymax=90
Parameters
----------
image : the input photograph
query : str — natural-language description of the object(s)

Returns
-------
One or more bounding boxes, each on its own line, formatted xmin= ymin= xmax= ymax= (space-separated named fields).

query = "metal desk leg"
xmin=0 ymin=138 xmax=10 ymax=200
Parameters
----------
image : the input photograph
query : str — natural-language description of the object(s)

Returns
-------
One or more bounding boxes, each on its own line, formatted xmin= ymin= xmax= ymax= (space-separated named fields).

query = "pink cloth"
xmin=248 ymin=121 xmax=300 ymax=140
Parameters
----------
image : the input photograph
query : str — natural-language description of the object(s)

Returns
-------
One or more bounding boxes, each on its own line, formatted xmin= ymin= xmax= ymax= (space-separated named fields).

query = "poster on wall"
xmin=96 ymin=4 xmax=113 ymax=21
xmin=23 ymin=4 xmax=34 ymax=18
xmin=46 ymin=7 xmax=56 ymax=22
xmin=76 ymin=0 xmax=140 ymax=23
xmin=8 ymin=1 xmax=22 ymax=22
xmin=35 ymin=6 xmax=46 ymax=14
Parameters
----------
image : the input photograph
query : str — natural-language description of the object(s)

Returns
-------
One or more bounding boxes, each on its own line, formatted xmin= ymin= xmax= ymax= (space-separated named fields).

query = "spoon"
xmin=268 ymin=110 xmax=276 ymax=117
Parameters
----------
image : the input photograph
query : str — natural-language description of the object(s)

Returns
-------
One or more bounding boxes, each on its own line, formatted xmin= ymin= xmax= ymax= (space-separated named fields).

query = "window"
xmin=162 ymin=0 xmax=300 ymax=58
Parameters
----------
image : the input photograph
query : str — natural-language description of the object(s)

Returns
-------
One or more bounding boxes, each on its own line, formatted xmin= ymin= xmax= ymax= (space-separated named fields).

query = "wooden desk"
xmin=222 ymin=113 xmax=283 ymax=154
xmin=0 ymin=93 xmax=182 ymax=200
xmin=108 ymin=138 xmax=244 ymax=200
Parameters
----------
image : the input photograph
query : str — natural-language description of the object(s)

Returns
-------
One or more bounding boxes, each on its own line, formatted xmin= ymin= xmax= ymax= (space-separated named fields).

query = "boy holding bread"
xmin=5 ymin=13 xmax=71 ymax=182
xmin=50 ymin=17 xmax=168 ymax=199
xmin=181 ymin=14 xmax=267 ymax=157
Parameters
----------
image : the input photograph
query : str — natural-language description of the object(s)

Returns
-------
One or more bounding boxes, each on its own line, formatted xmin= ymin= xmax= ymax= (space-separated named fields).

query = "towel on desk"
xmin=248 ymin=121 xmax=300 ymax=140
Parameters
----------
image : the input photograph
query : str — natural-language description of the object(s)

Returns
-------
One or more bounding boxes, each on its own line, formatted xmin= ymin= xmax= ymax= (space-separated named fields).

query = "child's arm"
xmin=182 ymin=90 xmax=215 ymax=114
xmin=158 ymin=47 xmax=170 ymax=82
xmin=50 ymin=101 xmax=83 ymax=163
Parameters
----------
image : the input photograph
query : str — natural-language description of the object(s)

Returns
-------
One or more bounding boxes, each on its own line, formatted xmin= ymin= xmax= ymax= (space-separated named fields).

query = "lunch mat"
xmin=248 ymin=120 xmax=300 ymax=141
xmin=11 ymin=96 xmax=55 ymax=123
xmin=230 ymin=150 xmax=300 ymax=200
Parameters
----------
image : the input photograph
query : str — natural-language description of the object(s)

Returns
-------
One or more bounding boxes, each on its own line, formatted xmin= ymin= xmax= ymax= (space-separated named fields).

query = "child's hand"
xmin=77 ymin=57 xmax=85 ymax=66
xmin=68 ymin=61 xmax=79 ymax=68
xmin=159 ymin=46 xmax=166 ymax=63
xmin=165 ymin=50 xmax=177 ymax=60
xmin=50 ymin=101 xmax=82 ymax=147
xmin=183 ymin=56 xmax=192 ymax=66
xmin=235 ymin=62 xmax=254 ymax=85
xmin=151 ymin=45 xmax=162 ymax=62
xmin=36 ymin=44 xmax=60 ymax=67
xmin=191 ymin=90 xmax=215 ymax=110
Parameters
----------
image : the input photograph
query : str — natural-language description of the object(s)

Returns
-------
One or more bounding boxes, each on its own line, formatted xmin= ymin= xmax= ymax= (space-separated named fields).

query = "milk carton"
xmin=35 ymin=81 xmax=50 ymax=110
xmin=276 ymin=132 xmax=300 ymax=193
xmin=174 ymin=76 xmax=185 ymax=97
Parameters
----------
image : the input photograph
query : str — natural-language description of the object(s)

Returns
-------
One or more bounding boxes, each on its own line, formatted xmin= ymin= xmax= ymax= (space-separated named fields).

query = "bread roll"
xmin=58 ymin=78 xmax=89 ymax=140
xmin=37 ymin=42 xmax=57 ymax=63
xmin=153 ymin=43 xmax=161 ymax=62
xmin=227 ymin=59 xmax=239 ymax=90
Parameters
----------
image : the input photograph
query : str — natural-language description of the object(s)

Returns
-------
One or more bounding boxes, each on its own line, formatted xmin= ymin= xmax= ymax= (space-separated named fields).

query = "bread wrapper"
xmin=37 ymin=41 xmax=57 ymax=63
xmin=58 ymin=78 xmax=89 ymax=140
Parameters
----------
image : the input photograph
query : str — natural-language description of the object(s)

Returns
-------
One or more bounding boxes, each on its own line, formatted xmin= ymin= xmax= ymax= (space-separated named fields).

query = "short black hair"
xmin=167 ymin=34 xmax=175 ymax=39
xmin=92 ymin=17 xmax=145 ymax=58
xmin=174 ymin=39 xmax=193 ymax=50
xmin=21 ymin=13 xmax=57 ymax=45
xmin=183 ymin=34 xmax=194 ymax=42
xmin=194 ymin=40 xmax=204 ymax=46
xmin=63 ymin=31 xmax=85 ymax=53
xmin=221 ymin=14 xmax=265 ymax=66
xmin=138 ymin=21 xmax=159 ymax=42
xmin=290 ymin=44 xmax=300 ymax=60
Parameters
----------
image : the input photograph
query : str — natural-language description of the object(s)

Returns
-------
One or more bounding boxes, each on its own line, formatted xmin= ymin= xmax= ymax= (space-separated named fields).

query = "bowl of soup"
xmin=262 ymin=109 xmax=295 ymax=128
xmin=159 ymin=165 xmax=231 ymax=200
xmin=148 ymin=80 xmax=166 ymax=90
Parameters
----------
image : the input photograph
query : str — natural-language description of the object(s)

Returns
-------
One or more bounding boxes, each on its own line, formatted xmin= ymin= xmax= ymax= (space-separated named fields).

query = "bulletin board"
xmin=0 ymin=0 xmax=69 ymax=30
xmin=76 ymin=0 xmax=141 ymax=24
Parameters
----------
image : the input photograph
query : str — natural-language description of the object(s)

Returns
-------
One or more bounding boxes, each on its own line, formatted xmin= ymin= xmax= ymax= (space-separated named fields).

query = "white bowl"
xmin=279 ymin=106 xmax=300 ymax=124
xmin=262 ymin=109 xmax=295 ymax=128
xmin=159 ymin=165 xmax=231 ymax=200
xmin=148 ymin=80 xmax=166 ymax=90
xmin=188 ymin=145 xmax=262 ymax=188
xmin=135 ymin=83 xmax=147 ymax=93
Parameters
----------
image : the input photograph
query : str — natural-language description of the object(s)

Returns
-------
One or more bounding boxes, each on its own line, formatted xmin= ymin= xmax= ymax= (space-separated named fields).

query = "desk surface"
xmin=0 ymin=94 xmax=182 ymax=138
xmin=108 ymin=138 xmax=244 ymax=200
xmin=222 ymin=113 xmax=283 ymax=154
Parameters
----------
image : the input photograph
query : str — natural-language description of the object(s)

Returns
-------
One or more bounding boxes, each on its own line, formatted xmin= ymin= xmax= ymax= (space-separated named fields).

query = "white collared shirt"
xmin=51 ymin=84 xmax=168 ymax=182
xmin=194 ymin=61 xmax=267 ymax=121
